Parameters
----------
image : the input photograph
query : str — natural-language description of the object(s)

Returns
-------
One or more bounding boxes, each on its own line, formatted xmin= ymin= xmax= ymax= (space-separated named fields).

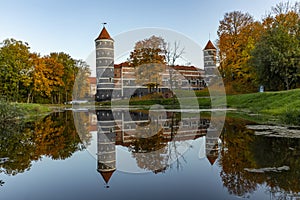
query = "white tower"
xmin=203 ymin=40 xmax=217 ymax=86
xmin=96 ymin=110 xmax=116 ymax=186
xmin=95 ymin=26 xmax=114 ymax=101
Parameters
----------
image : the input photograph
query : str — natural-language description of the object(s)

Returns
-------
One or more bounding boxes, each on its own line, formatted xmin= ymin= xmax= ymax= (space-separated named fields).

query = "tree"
xmin=32 ymin=56 xmax=64 ymax=103
xmin=164 ymin=41 xmax=185 ymax=93
xmin=49 ymin=52 xmax=78 ymax=103
xmin=129 ymin=35 xmax=166 ymax=92
xmin=129 ymin=35 xmax=166 ymax=67
xmin=0 ymin=39 xmax=33 ymax=102
xmin=129 ymin=36 xmax=185 ymax=94
xmin=217 ymin=11 xmax=262 ymax=92
xmin=252 ymin=11 xmax=300 ymax=90
xmin=72 ymin=60 xmax=90 ymax=99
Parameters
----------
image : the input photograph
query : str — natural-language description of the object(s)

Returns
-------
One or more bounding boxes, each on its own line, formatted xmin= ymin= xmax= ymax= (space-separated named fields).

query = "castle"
xmin=94 ymin=109 xmax=220 ymax=186
xmin=94 ymin=26 xmax=217 ymax=102
xmin=93 ymin=27 xmax=220 ymax=185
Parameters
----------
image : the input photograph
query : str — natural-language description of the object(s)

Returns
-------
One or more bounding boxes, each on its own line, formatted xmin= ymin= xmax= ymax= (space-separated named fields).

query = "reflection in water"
xmin=0 ymin=180 xmax=4 ymax=186
xmin=220 ymin=118 xmax=300 ymax=199
xmin=1 ymin=109 xmax=300 ymax=199
xmin=93 ymin=110 xmax=300 ymax=198
xmin=0 ymin=111 xmax=88 ymax=176
xmin=96 ymin=110 xmax=116 ymax=186
xmin=93 ymin=109 xmax=213 ymax=184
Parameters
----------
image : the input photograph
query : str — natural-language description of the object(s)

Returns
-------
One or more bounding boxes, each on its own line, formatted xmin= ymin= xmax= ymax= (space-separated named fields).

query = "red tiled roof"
xmin=95 ymin=27 xmax=113 ymax=41
xmin=99 ymin=170 xmax=116 ymax=183
xmin=204 ymin=40 xmax=216 ymax=50
xmin=207 ymin=155 xmax=218 ymax=165
xmin=114 ymin=62 xmax=130 ymax=68
xmin=88 ymin=77 xmax=96 ymax=84
xmin=113 ymin=63 xmax=204 ymax=72
xmin=173 ymin=65 xmax=199 ymax=71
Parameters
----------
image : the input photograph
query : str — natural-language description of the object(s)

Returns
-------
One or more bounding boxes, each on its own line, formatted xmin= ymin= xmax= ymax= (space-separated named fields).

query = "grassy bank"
xmin=106 ymin=88 xmax=300 ymax=125
xmin=225 ymin=89 xmax=300 ymax=125
xmin=0 ymin=101 xmax=53 ymax=127
xmin=16 ymin=103 xmax=53 ymax=118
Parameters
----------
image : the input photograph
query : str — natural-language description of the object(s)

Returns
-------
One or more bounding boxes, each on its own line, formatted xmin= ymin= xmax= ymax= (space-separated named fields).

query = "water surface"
xmin=0 ymin=110 xmax=299 ymax=200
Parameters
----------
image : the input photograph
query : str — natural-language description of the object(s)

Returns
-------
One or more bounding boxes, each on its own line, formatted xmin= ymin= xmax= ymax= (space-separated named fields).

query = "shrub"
xmin=0 ymin=99 xmax=24 ymax=123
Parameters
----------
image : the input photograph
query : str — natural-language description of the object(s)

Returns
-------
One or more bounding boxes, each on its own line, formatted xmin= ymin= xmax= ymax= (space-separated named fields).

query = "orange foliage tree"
xmin=217 ymin=11 xmax=263 ymax=93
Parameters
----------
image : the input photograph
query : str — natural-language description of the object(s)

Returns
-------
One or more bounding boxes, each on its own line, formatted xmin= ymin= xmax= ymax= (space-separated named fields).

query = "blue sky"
xmin=0 ymin=0 xmax=296 ymax=66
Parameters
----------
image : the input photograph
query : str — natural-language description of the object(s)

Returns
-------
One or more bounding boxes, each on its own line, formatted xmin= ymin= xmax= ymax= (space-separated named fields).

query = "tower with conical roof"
xmin=95 ymin=25 xmax=114 ymax=101
xmin=96 ymin=109 xmax=116 ymax=187
xmin=205 ymin=127 xmax=220 ymax=166
xmin=203 ymin=40 xmax=217 ymax=86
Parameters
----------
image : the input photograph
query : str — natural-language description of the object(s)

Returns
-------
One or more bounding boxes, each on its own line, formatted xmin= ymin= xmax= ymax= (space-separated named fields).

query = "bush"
xmin=0 ymin=99 xmax=24 ymax=123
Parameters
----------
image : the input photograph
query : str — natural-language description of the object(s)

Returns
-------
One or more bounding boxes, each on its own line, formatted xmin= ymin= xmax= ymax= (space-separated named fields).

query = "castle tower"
xmin=203 ymin=40 xmax=217 ymax=86
xmin=95 ymin=26 xmax=114 ymax=101
xmin=205 ymin=127 xmax=220 ymax=166
xmin=96 ymin=110 xmax=116 ymax=186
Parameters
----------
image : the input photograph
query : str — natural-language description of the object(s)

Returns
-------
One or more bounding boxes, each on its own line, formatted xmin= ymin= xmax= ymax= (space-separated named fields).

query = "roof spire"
xmin=95 ymin=23 xmax=113 ymax=41
xmin=203 ymin=40 xmax=216 ymax=50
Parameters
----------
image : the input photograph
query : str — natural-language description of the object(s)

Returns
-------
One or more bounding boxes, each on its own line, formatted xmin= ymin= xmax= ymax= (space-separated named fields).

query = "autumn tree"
xmin=49 ymin=52 xmax=78 ymax=103
xmin=217 ymin=11 xmax=262 ymax=92
xmin=72 ymin=60 xmax=91 ymax=99
xmin=129 ymin=35 xmax=185 ymax=94
xmin=129 ymin=35 xmax=166 ymax=92
xmin=32 ymin=55 xmax=64 ymax=103
xmin=129 ymin=35 xmax=166 ymax=66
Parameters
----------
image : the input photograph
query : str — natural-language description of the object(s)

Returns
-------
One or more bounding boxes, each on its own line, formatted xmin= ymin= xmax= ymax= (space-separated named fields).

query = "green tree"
xmin=0 ymin=39 xmax=33 ymax=102
xmin=252 ymin=11 xmax=300 ymax=90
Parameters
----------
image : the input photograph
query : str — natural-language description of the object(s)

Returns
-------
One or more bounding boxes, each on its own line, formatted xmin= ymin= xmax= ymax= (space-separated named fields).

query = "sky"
xmin=0 ymin=0 xmax=297 ymax=73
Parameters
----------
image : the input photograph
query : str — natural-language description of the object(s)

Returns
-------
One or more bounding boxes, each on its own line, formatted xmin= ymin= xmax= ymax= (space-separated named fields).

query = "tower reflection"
xmin=94 ymin=109 xmax=218 ymax=186
xmin=96 ymin=110 xmax=116 ymax=187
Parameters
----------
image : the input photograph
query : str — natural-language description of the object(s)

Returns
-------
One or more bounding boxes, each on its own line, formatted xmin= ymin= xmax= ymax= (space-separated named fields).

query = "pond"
xmin=0 ymin=109 xmax=300 ymax=200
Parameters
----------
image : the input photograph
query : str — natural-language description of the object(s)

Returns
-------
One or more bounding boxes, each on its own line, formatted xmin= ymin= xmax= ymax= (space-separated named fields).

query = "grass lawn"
xmin=225 ymin=89 xmax=300 ymax=125
xmin=15 ymin=103 xmax=54 ymax=120
xmin=226 ymin=89 xmax=300 ymax=115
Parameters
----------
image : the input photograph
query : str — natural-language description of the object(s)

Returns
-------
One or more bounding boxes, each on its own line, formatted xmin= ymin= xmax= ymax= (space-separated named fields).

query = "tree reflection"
xmin=0 ymin=111 xmax=88 ymax=176
xmin=0 ymin=125 xmax=36 ymax=175
xmin=33 ymin=112 xmax=85 ymax=160
xmin=128 ymin=111 xmax=186 ymax=173
xmin=129 ymin=130 xmax=169 ymax=173
xmin=251 ymin=136 xmax=300 ymax=194
xmin=219 ymin=118 xmax=260 ymax=197
xmin=219 ymin=117 xmax=300 ymax=197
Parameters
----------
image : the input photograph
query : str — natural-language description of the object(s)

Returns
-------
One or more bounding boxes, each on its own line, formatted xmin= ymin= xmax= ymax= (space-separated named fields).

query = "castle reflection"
xmin=90 ymin=109 xmax=220 ymax=185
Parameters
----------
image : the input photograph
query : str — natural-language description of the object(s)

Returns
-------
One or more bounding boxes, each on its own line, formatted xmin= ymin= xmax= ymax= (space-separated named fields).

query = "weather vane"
xmin=102 ymin=22 xmax=107 ymax=27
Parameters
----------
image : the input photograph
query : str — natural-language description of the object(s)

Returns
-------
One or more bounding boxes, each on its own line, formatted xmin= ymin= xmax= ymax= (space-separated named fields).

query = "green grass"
xmin=97 ymin=89 xmax=300 ymax=125
xmin=225 ymin=89 xmax=300 ymax=125
xmin=226 ymin=89 xmax=300 ymax=115
xmin=16 ymin=103 xmax=52 ymax=118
